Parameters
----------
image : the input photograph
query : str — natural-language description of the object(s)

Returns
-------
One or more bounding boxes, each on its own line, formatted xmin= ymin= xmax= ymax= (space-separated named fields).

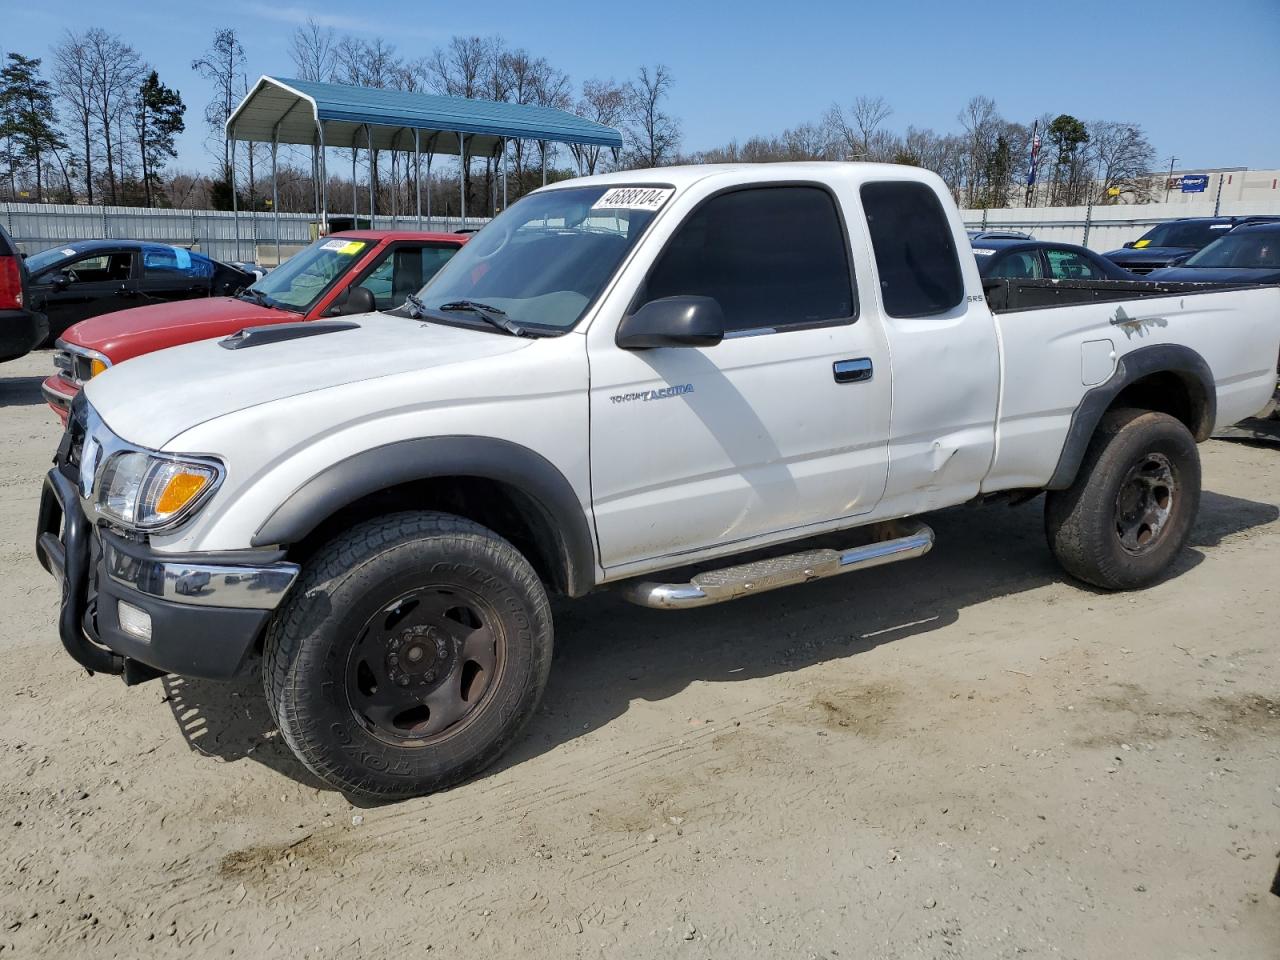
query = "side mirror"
xmin=1167 ymin=252 xmax=1192 ymax=266
xmin=1122 ymin=241 xmax=1136 ymax=249
xmin=616 ymin=296 xmax=725 ymax=350
xmin=336 ymin=285 xmax=376 ymax=316
xmin=51 ymin=272 xmax=71 ymax=291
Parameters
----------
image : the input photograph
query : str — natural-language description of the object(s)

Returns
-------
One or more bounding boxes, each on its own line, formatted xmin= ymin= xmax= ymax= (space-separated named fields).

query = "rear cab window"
xmin=639 ymin=185 xmax=855 ymax=335
xmin=861 ymin=181 xmax=964 ymax=318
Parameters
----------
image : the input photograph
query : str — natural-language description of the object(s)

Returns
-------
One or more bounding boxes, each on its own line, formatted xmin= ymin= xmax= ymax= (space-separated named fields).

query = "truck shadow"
xmin=0 ymin=375 xmax=50 ymax=407
xmin=162 ymin=487 xmax=1278 ymax=799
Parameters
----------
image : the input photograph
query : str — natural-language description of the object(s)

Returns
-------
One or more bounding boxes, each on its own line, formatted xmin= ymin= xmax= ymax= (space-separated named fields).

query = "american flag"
xmin=1026 ymin=121 xmax=1042 ymax=187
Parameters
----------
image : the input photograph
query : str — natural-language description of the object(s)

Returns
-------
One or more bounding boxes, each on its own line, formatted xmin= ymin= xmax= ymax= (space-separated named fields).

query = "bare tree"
xmin=426 ymin=36 xmax=499 ymax=213
xmin=425 ymin=35 xmax=494 ymax=99
xmin=623 ymin=64 xmax=680 ymax=168
xmin=825 ymin=95 xmax=893 ymax=160
xmin=87 ymin=30 xmax=144 ymax=203
xmin=1089 ymin=120 xmax=1154 ymax=203
xmin=191 ymin=28 xmax=246 ymax=176
xmin=332 ymin=35 xmax=402 ymax=212
xmin=958 ymin=95 xmax=1000 ymax=207
xmin=52 ymin=32 xmax=95 ymax=202
xmin=289 ymin=17 xmax=338 ymax=82
xmin=781 ymin=122 xmax=833 ymax=161
xmin=572 ymin=78 xmax=627 ymax=175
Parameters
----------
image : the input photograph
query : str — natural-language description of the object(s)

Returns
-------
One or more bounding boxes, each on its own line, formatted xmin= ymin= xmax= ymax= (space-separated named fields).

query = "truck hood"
xmin=61 ymin=297 xmax=283 ymax=363
xmin=83 ymin=313 xmax=536 ymax=449
xmin=1102 ymin=246 xmax=1192 ymax=266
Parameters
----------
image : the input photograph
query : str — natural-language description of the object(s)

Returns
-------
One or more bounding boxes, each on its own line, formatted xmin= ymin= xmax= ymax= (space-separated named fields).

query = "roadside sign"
xmin=1179 ymin=175 xmax=1210 ymax=193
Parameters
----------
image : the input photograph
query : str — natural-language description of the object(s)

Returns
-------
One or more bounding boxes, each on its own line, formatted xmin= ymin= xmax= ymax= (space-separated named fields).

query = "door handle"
xmin=833 ymin=358 xmax=873 ymax=384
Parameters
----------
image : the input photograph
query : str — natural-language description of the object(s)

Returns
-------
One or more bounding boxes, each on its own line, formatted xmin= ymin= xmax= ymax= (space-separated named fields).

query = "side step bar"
xmin=623 ymin=521 xmax=935 ymax=610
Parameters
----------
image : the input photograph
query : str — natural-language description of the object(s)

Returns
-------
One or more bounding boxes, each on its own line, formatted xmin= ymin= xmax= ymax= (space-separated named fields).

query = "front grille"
xmin=52 ymin=349 xmax=96 ymax=385
xmin=62 ymin=395 xmax=89 ymax=471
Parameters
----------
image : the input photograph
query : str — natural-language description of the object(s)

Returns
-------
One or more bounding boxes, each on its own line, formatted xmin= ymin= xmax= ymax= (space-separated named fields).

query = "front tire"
xmin=264 ymin=512 xmax=553 ymax=801
xmin=1045 ymin=408 xmax=1200 ymax=590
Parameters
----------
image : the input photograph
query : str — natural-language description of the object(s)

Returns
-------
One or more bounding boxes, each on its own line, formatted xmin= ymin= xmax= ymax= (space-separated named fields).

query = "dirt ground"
xmin=0 ymin=350 xmax=1277 ymax=959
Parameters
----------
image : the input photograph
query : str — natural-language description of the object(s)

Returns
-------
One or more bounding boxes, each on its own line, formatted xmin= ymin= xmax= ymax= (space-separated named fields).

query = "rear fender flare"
xmin=1047 ymin=343 xmax=1215 ymax=490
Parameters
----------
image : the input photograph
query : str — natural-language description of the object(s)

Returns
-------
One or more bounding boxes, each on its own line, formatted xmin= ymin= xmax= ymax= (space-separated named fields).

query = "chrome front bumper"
xmin=102 ymin=537 xmax=299 ymax=611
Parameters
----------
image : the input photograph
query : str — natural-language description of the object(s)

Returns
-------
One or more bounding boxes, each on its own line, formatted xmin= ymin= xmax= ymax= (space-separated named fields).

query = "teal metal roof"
xmin=227 ymin=76 xmax=623 ymax=155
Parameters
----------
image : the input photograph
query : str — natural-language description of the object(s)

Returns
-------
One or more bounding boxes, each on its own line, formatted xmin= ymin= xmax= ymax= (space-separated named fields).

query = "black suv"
xmin=0 ymin=222 xmax=47 ymax=363
xmin=1103 ymin=216 xmax=1280 ymax=275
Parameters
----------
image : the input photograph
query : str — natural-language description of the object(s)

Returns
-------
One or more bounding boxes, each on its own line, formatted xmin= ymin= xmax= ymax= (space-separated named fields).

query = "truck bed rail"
xmin=982 ymin=277 xmax=1265 ymax=314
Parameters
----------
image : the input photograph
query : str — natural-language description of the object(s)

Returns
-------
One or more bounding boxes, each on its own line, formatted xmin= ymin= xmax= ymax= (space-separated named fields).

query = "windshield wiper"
xmin=237 ymin=287 xmax=280 ymax=310
xmin=437 ymin=300 xmax=527 ymax=337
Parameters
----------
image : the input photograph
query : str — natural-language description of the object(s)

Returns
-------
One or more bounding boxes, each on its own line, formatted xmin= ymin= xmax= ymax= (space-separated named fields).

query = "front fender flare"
xmin=251 ymin=436 xmax=597 ymax=596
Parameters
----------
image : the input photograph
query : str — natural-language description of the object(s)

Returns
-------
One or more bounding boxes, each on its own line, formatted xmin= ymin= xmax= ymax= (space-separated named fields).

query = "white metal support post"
xmin=458 ymin=132 xmax=467 ymax=229
xmin=229 ymin=130 xmax=239 ymax=262
xmin=414 ymin=128 xmax=422 ymax=229
xmin=271 ymin=122 xmax=280 ymax=266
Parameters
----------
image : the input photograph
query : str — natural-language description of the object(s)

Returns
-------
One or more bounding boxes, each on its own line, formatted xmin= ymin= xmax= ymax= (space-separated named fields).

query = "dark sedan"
xmin=1102 ymin=216 xmax=1280 ymax=275
xmin=972 ymin=239 xmax=1142 ymax=281
xmin=1145 ymin=222 xmax=1280 ymax=285
xmin=21 ymin=240 xmax=254 ymax=344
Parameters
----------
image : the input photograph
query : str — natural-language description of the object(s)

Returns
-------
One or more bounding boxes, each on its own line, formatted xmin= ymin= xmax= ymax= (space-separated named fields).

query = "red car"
xmin=43 ymin=230 xmax=466 ymax=421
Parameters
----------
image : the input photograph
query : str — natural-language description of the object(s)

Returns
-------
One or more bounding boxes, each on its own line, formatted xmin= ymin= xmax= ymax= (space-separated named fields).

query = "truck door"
xmin=588 ymin=184 xmax=892 ymax=572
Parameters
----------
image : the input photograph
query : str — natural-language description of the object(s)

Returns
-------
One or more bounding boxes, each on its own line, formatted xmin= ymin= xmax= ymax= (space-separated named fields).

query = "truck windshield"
xmin=414 ymin=185 xmax=672 ymax=331
xmin=1183 ymin=232 xmax=1280 ymax=268
xmin=1135 ymin=221 xmax=1232 ymax=249
xmin=245 ymin=237 xmax=372 ymax=312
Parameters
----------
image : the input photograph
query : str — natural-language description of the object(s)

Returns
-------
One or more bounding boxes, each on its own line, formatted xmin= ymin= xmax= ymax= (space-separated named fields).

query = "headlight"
xmin=95 ymin=451 xmax=222 ymax=530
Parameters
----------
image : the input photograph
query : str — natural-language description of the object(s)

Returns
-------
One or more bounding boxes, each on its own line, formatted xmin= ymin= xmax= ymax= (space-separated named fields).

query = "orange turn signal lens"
xmin=155 ymin=471 xmax=211 ymax=516
xmin=89 ymin=358 xmax=107 ymax=378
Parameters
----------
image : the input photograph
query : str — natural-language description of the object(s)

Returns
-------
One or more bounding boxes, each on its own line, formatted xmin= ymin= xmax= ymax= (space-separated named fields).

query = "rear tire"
xmin=264 ymin=511 xmax=553 ymax=801
xmin=1045 ymin=408 xmax=1200 ymax=590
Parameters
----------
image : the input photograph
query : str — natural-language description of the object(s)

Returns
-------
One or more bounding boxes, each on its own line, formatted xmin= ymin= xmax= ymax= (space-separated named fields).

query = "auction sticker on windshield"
xmin=321 ymin=239 xmax=366 ymax=254
xmin=591 ymin=187 xmax=674 ymax=211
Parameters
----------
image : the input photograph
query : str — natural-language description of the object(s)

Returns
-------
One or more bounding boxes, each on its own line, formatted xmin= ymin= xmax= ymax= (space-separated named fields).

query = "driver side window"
xmin=45 ymin=252 xmax=133 ymax=284
xmin=641 ymin=186 xmax=855 ymax=334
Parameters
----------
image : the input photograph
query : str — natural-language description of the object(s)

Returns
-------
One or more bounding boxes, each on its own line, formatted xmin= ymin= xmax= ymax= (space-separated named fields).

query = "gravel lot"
xmin=1 ymin=350 xmax=1277 ymax=959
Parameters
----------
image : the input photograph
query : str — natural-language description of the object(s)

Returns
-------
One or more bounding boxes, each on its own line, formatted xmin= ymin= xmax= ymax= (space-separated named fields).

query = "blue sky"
xmin=8 ymin=0 xmax=1280 ymax=173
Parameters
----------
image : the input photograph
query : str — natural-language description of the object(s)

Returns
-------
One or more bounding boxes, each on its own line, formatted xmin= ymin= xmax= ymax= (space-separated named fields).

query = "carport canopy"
xmin=224 ymin=75 xmax=624 ymax=255
xmin=227 ymin=75 xmax=624 ymax=157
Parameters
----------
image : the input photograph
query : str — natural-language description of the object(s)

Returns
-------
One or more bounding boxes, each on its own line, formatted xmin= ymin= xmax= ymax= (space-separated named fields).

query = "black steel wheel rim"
xmin=1114 ymin=452 xmax=1175 ymax=555
xmin=345 ymin=585 xmax=503 ymax=745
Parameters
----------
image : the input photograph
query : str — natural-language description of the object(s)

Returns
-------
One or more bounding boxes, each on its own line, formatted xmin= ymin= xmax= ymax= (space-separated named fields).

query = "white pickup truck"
xmin=36 ymin=163 xmax=1280 ymax=801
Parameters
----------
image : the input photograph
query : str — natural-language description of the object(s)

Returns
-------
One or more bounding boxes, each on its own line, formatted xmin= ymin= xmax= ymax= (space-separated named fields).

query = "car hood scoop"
xmin=219 ymin=320 xmax=360 ymax=350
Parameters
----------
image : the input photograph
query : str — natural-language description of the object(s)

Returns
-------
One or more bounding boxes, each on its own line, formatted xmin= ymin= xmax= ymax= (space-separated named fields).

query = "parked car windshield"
xmin=1134 ymin=221 xmax=1233 ymax=249
xmin=1184 ymin=231 xmax=1280 ymax=268
xmin=24 ymin=246 xmax=78 ymax=276
xmin=414 ymin=184 xmax=672 ymax=330
xmin=246 ymin=236 xmax=372 ymax=312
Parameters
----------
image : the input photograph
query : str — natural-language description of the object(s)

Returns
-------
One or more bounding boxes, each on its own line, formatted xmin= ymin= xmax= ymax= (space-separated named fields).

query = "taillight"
xmin=0 ymin=257 xmax=21 ymax=309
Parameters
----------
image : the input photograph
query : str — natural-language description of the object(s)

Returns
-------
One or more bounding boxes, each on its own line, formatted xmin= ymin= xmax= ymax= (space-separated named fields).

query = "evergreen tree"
xmin=0 ymin=53 xmax=65 ymax=201
xmin=135 ymin=71 xmax=185 ymax=207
